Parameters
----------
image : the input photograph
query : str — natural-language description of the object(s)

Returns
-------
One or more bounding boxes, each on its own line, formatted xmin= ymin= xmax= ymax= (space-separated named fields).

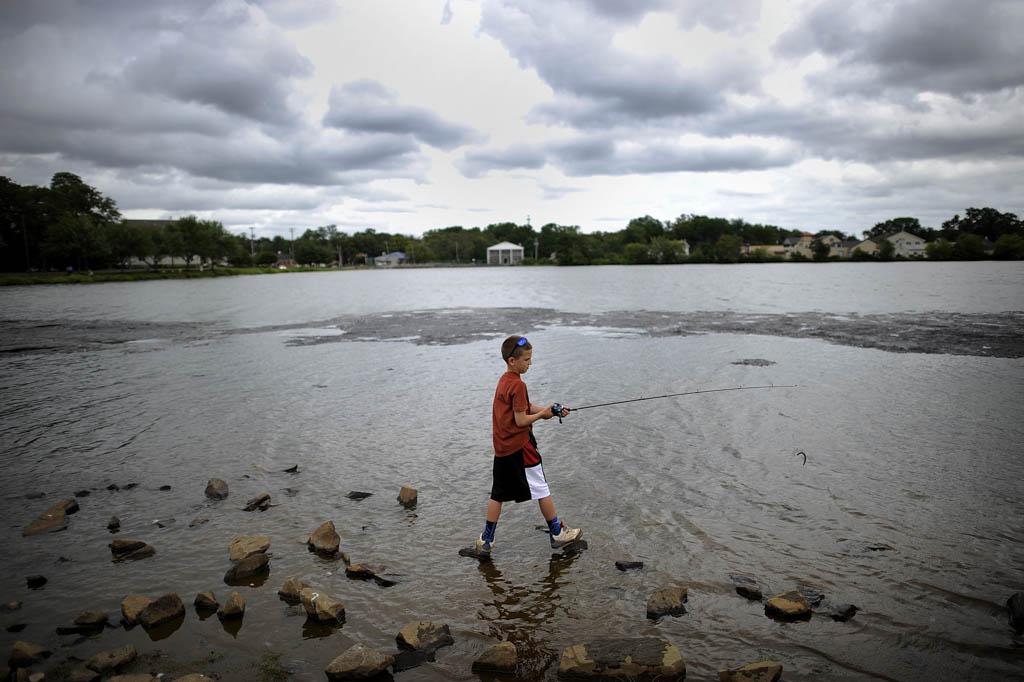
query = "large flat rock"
xmin=558 ymin=638 xmax=686 ymax=680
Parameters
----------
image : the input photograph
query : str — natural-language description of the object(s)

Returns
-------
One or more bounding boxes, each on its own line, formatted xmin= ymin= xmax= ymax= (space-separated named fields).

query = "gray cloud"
xmin=324 ymin=80 xmax=480 ymax=150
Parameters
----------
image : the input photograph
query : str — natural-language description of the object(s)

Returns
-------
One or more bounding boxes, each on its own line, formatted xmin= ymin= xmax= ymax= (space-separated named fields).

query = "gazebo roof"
xmin=487 ymin=241 xmax=524 ymax=251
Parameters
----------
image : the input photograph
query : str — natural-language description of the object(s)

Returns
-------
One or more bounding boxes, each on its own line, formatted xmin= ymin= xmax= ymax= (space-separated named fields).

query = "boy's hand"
xmin=541 ymin=404 xmax=556 ymax=419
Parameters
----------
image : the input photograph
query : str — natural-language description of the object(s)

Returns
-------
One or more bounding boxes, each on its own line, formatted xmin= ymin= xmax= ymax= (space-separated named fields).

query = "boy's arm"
xmin=515 ymin=405 xmax=553 ymax=427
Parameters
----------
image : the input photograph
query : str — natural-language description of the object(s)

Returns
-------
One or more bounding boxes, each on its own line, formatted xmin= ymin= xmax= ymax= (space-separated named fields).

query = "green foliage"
xmin=256 ymin=250 xmax=279 ymax=266
xmin=942 ymin=207 xmax=1022 ymax=242
xmin=993 ymin=233 xmax=1024 ymax=259
xmin=877 ymin=239 xmax=895 ymax=261
xmin=865 ymin=217 xmax=922 ymax=240
xmin=715 ymin=234 xmax=743 ymax=263
xmin=925 ymin=238 xmax=954 ymax=260
xmin=953 ymin=233 xmax=987 ymax=259
xmin=810 ymin=238 xmax=831 ymax=261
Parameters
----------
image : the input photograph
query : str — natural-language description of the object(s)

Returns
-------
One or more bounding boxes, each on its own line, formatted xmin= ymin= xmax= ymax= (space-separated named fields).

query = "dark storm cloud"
xmin=460 ymin=136 xmax=795 ymax=177
xmin=323 ymin=80 xmax=480 ymax=150
xmin=479 ymin=0 xmax=763 ymax=130
xmin=776 ymin=0 xmax=1024 ymax=96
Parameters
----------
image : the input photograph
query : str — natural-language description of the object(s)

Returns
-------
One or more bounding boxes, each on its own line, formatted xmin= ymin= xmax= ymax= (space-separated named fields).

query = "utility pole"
xmin=249 ymin=227 xmax=255 ymax=257
xmin=289 ymin=227 xmax=295 ymax=262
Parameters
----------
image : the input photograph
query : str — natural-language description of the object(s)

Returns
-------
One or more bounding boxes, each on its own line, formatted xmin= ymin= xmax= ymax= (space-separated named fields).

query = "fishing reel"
xmin=552 ymin=403 xmax=566 ymax=423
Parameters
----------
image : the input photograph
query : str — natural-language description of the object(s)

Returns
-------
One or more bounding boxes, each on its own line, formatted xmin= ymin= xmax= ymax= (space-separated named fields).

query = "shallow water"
xmin=1 ymin=262 xmax=1023 ymax=681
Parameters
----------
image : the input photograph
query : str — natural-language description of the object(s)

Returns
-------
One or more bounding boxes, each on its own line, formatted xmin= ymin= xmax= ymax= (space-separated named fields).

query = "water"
xmin=1 ymin=262 xmax=1023 ymax=681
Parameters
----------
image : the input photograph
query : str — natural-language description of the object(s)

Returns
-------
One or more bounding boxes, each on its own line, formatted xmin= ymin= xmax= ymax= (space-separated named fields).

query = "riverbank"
xmin=0 ymin=267 xmax=339 ymax=286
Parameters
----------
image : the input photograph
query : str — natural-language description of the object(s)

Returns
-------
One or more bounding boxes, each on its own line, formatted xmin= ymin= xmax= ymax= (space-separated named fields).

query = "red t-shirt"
xmin=492 ymin=371 xmax=531 ymax=456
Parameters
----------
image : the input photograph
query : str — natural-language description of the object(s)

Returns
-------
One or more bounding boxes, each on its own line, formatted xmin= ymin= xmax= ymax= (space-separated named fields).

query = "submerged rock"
xmin=300 ymin=587 xmax=345 ymax=624
xmin=346 ymin=491 xmax=373 ymax=500
xmin=397 ymin=485 xmax=418 ymax=508
xmin=224 ymin=553 xmax=269 ymax=582
xmin=121 ymin=596 xmax=152 ymax=626
xmin=109 ymin=539 xmax=147 ymax=556
xmin=558 ymin=638 xmax=686 ymax=681
xmin=646 ymin=587 xmax=688 ymax=620
xmin=86 ymin=644 xmax=137 ymax=673
xmin=1008 ymin=592 xmax=1024 ymax=633
xmin=66 ymin=667 xmax=101 ymax=682
xmin=170 ymin=675 xmax=216 ymax=682
xmin=22 ymin=499 xmax=78 ymax=535
xmin=228 ymin=535 xmax=270 ymax=561
xmin=204 ymin=478 xmax=229 ymax=500
xmin=108 ymin=516 xmax=120 ymax=531
xmin=396 ymin=621 xmax=453 ymax=653
xmin=717 ymin=660 xmax=783 ymax=682
xmin=58 ymin=610 xmax=108 ymax=634
xmin=615 ymin=560 xmax=644 ymax=571
xmin=307 ymin=521 xmax=341 ymax=557
xmin=193 ymin=591 xmax=218 ymax=611
xmin=729 ymin=575 xmax=763 ymax=601
xmin=764 ymin=591 xmax=812 ymax=621
xmin=472 ymin=641 xmax=518 ymax=674
xmin=324 ymin=643 xmax=393 ymax=681
xmin=9 ymin=640 xmax=51 ymax=667
xmin=26 ymin=575 xmax=47 ymax=589
xmin=243 ymin=493 xmax=271 ymax=511
xmin=828 ymin=603 xmax=858 ymax=622
xmin=138 ymin=593 xmax=185 ymax=629
xmin=345 ymin=563 xmax=396 ymax=587
xmin=217 ymin=591 xmax=245 ymax=620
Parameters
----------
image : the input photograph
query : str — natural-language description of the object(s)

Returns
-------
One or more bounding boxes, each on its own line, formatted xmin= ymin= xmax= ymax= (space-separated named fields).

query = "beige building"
xmin=882 ymin=230 xmax=927 ymax=258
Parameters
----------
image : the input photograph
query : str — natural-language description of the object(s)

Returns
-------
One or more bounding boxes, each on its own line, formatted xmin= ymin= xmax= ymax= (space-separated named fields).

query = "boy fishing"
xmin=475 ymin=334 xmax=583 ymax=556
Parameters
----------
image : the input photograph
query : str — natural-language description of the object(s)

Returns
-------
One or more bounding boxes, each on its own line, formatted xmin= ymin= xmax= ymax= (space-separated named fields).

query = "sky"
xmin=1 ymin=0 xmax=1022 ymax=240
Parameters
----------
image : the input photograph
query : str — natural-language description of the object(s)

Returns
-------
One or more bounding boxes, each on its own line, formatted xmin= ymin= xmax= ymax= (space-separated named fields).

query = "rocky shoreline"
xmin=8 ymin=478 xmax=1023 ymax=682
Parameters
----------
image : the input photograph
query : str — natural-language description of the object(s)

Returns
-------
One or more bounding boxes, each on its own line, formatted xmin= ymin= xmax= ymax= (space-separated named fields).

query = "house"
xmin=880 ymin=230 xmax=926 ymax=258
xmin=742 ymin=244 xmax=787 ymax=258
xmin=782 ymin=232 xmax=814 ymax=258
xmin=375 ymin=251 xmax=406 ymax=267
xmin=851 ymin=239 xmax=878 ymax=256
xmin=830 ymin=239 xmax=862 ymax=258
xmin=487 ymin=241 xmax=524 ymax=265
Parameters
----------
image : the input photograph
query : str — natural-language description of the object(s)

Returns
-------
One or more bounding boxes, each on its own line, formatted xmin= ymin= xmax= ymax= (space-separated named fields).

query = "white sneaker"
xmin=549 ymin=522 xmax=582 ymax=549
xmin=475 ymin=534 xmax=494 ymax=556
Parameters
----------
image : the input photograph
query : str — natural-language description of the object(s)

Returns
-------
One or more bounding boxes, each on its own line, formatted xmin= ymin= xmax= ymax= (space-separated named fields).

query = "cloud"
xmin=323 ymin=79 xmax=480 ymax=150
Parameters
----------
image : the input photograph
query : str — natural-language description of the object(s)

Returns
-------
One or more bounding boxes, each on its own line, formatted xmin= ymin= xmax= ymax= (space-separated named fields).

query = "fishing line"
xmin=569 ymin=384 xmax=800 ymax=412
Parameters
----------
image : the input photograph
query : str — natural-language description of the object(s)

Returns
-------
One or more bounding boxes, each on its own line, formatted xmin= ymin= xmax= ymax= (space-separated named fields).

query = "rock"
xmin=397 ymin=485 xmax=418 ymax=508
xmin=828 ymin=603 xmax=858 ymax=622
xmin=121 ymin=595 xmax=152 ymax=626
xmin=2 ymin=601 xmax=22 ymax=611
xmin=300 ymin=588 xmax=345 ymax=624
xmin=108 ymin=516 xmax=121 ymax=530
xmin=558 ymin=638 xmax=686 ymax=681
xmin=1009 ymin=592 xmax=1024 ymax=633
xmin=796 ymin=585 xmax=825 ymax=606
xmin=729 ymin=575 xmax=763 ymax=601
xmin=122 ymin=545 xmax=155 ymax=560
xmin=731 ymin=358 xmax=777 ymax=366
xmin=171 ymin=675 xmax=216 ymax=682
xmin=109 ymin=539 xmax=147 ymax=556
xmin=646 ymin=587 xmax=688 ymax=620
xmin=307 ymin=521 xmax=341 ymax=556
xmin=615 ymin=560 xmax=643 ymax=571
xmin=324 ymin=643 xmax=394 ymax=681
xmin=243 ymin=492 xmax=271 ymax=511
xmin=159 ymin=485 xmax=172 ymax=491
xmin=345 ymin=564 xmax=396 ymax=587
xmin=194 ymin=591 xmax=218 ymax=611
xmin=472 ymin=641 xmax=518 ymax=674
xmin=229 ymin=535 xmax=270 ymax=561
xmin=346 ymin=491 xmax=373 ymax=500
xmin=205 ymin=478 xmax=229 ymax=500
xmin=283 ymin=464 xmax=299 ymax=473
xmin=87 ymin=644 xmax=137 ymax=673
xmin=59 ymin=610 xmax=108 ymax=634
xmin=764 ymin=590 xmax=812 ymax=621
xmin=217 ymin=591 xmax=245 ymax=620
xmin=9 ymin=640 xmax=51 ymax=667
xmin=224 ymin=553 xmax=269 ymax=582
xmin=717 ymin=661 xmax=783 ymax=682
xmin=138 ymin=593 xmax=185 ymax=629
xmin=26 ymin=575 xmax=47 ymax=589
xmin=108 ymin=676 xmax=155 ymax=682
xmin=396 ymin=621 xmax=453 ymax=653
xmin=278 ymin=577 xmax=310 ymax=601
xmin=66 ymin=667 xmax=101 ymax=682
xmin=26 ymin=491 xmax=45 ymax=499
xmin=107 ymin=484 xmax=120 ymax=491
xmin=75 ymin=489 xmax=91 ymax=497
xmin=22 ymin=499 xmax=77 ymax=535
xmin=6 ymin=624 xmax=27 ymax=633
xmin=189 ymin=515 xmax=209 ymax=527
xmin=122 ymin=483 xmax=138 ymax=490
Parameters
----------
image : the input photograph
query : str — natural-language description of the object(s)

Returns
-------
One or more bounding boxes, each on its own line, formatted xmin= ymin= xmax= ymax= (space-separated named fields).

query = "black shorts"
xmin=490 ymin=433 xmax=550 ymax=503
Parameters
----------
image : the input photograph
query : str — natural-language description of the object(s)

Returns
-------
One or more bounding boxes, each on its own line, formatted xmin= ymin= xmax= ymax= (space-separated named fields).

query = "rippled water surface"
xmin=1 ymin=262 xmax=1023 ymax=681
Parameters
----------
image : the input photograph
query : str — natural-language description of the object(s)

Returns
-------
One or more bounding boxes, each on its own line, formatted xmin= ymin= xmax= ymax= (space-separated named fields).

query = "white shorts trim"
xmin=525 ymin=464 xmax=550 ymax=500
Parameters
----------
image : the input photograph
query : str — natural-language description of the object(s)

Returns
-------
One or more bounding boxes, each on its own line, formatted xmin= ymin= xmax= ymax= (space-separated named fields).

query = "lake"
xmin=1 ymin=261 xmax=1023 ymax=681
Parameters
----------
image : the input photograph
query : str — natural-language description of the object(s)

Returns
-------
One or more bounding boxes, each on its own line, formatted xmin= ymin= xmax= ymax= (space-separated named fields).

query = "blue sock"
xmin=482 ymin=520 xmax=497 ymax=543
xmin=547 ymin=516 xmax=561 ymax=537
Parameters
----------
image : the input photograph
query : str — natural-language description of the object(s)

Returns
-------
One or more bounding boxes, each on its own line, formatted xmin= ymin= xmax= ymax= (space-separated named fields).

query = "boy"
xmin=476 ymin=335 xmax=583 ymax=556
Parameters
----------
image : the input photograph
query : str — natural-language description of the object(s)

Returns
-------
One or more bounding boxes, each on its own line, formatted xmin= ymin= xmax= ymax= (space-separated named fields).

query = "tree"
xmin=173 ymin=216 xmax=230 ymax=269
xmin=810 ymin=238 xmax=831 ymax=261
xmin=943 ymin=207 xmax=1022 ymax=242
xmin=864 ymin=217 xmax=922 ymax=240
xmin=256 ymin=250 xmax=278 ymax=266
xmin=953 ymin=233 xmax=987 ymax=260
xmin=41 ymin=173 xmax=121 ymax=269
xmin=715 ymin=234 xmax=743 ymax=263
xmin=877 ymin=239 xmax=895 ymax=261
xmin=925 ymin=238 xmax=954 ymax=260
xmin=622 ymin=215 xmax=665 ymax=244
xmin=623 ymin=242 xmax=650 ymax=264
xmin=993 ymin=234 xmax=1024 ymax=259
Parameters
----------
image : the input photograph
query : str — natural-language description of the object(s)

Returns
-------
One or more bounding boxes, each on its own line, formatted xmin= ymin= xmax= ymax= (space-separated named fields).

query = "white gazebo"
xmin=487 ymin=241 xmax=525 ymax=265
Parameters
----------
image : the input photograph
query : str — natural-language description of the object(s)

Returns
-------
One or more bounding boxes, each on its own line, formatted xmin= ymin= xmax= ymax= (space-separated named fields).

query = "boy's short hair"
xmin=502 ymin=335 xmax=531 ymax=362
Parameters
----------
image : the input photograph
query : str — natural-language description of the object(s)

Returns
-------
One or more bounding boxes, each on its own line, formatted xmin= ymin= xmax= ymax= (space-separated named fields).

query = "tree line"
xmin=1 ymin=172 xmax=1021 ymax=272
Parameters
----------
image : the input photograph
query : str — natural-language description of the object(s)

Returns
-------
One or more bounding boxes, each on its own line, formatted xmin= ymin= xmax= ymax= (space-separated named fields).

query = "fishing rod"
xmin=555 ymin=384 xmax=799 ymax=415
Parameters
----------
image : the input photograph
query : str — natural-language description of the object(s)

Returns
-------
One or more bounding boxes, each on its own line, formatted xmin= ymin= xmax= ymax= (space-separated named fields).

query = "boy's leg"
xmin=539 ymin=495 xmax=582 ymax=548
xmin=477 ymin=499 xmax=502 ymax=553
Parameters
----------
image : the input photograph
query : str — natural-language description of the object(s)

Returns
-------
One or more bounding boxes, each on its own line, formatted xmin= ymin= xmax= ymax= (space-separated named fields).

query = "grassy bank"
xmin=0 ymin=267 xmax=346 ymax=286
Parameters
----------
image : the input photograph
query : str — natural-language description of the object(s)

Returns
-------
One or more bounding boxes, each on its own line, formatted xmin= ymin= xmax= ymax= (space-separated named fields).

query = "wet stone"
xmin=204 ymin=478 xmax=229 ymax=500
xmin=86 ymin=644 xmax=137 ymax=673
xmin=108 ymin=516 xmax=120 ymax=531
xmin=138 ymin=593 xmax=185 ymax=629
xmin=109 ymin=539 xmax=147 ymax=556
xmin=66 ymin=668 xmax=100 ymax=682
xmin=730 ymin=575 xmax=763 ymax=601
xmin=26 ymin=575 xmax=47 ymax=589
xmin=829 ymin=603 xmax=858 ymax=622
xmin=558 ymin=638 xmax=686 ymax=681
xmin=615 ymin=560 xmax=644 ymax=571
xmin=121 ymin=595 xmax=152 ymax=626
xmin=228 ymin=535 xmax=270 ymax=561
xmin=278 ymin=577 xmax=310 ymax=601
xmin=764 ymin=591 xmax=812 ymax=621
xmin=243 ymin=492 xmax=271 ymax=511
xmin=300 ymin=588 xmax=345 ymax=624
xmin=194 ymin=591 xmax=218 ymax=611
xmin=1009 ymin=592 xmax=1024 ymax=633
xmin=646 ymin=587 xmax=688 ymax=620
xmin=224 ymin=553 xmax=269 ymax=582
xmin=472 ymin=641 xmax=518 ymax=674
xmin=324 ymin=643 xmax=393 ymax=681
xmin=9 ymin=640 xmax=51 ymax=667
xmin=217 ymin=591 xmax=245 ymax=620
xmin=346 ymin=491 xmax=373 ymax=500
xmin=345 ymin=563 xmax=396 ymax=587
xmin=307 ymin=521 xmax=341 ymax=557
xmin=458 ymin=546 xmax=491 ymax=561
xmin=717 ymin=660 xmax=783 ymax=682
xmin=397 ymin=485 xmax=418 ymax=508
xmin=396 ymin=621 xmax=453 ymax=654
